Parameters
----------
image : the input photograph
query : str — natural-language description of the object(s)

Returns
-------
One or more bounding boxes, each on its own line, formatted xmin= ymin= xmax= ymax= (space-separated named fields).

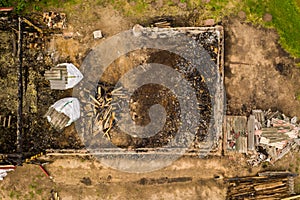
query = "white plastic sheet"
xmin=48 ymin=97 xmax=80 ymax=127
xmin=58 ymin=63 xmax=83 ymax=89
xmin=0 ymin=169 xmax=14 ymax=181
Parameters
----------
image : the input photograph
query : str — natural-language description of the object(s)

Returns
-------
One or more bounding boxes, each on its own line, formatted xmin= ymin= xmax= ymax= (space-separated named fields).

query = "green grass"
xmin=8 ymin=190 xmax=21 ymax=199
xmin=243 ymin=0 xmax=300 ymax=58
xmin=296 ymin=91 xmax=300 ymax=101
xmin=0 ymin=0 xmax=79 ymax=13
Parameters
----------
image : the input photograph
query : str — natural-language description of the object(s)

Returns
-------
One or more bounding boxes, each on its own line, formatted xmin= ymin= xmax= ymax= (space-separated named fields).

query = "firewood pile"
xmin=226 ymin=171 xmax=297 ymax=199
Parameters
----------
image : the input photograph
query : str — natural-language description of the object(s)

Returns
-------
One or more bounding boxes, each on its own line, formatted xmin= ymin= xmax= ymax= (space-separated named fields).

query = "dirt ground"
xmin=224 ymin=18 xmax=300 ymax=117
xmin=0 ymin=154 xmax=258 ymax=200
xmin=1 ymin=2 xmax=300 ymax=200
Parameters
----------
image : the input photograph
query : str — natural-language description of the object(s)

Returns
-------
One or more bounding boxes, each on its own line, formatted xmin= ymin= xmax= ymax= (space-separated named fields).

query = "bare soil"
xmin=0 ymin=154 xmax=257 ymax=200
xmin=224 ymin=18 xmax=300 ymax=117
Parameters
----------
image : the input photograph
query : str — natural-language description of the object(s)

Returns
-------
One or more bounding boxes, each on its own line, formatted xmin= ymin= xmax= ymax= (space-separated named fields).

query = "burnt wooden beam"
xmin=16 ymin=17 xmax=23 ymax=157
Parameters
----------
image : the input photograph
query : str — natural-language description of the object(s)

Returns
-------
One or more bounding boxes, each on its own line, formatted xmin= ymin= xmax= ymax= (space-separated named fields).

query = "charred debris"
xmin=0 ymin=9 xmax=80 ymax=165
xmin=0 ymin=9 xmax=299 ymax=183
xmin=224 ymin=109 xmax=300 ymax=167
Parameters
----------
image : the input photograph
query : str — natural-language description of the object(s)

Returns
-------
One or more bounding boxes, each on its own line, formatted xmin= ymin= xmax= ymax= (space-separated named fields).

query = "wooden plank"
xmin=254 ymin=181 xmax=285 ymax=191
xmin=7 ymin=115 xmax=11 ymax=127
xmin=237 ymin=136 xmax=247 ymax=153
xmin=253 ymin=109 xmax=265 ymax=125
xmin=247 ymin=115 xmax=255 ymax=150
xmin=45 ymin=70 xmax=62 ymax=80
xmin=225 ymin=116 xmax=247 ymax=152
xmin=282 ymin=194 xmax=300 ymax=200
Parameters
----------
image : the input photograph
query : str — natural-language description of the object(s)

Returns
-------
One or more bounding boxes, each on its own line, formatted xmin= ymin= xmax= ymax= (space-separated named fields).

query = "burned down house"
xmin=71 ymin=25 xmax=225 ymax=162
xmin=0 ymin=7 xmax=225 ymax=167
xmin=224 ymin=110 xmax=300 ymax=166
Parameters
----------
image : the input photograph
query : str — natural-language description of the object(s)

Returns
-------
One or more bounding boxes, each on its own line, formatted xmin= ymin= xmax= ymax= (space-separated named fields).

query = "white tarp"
xmin=47 ymin=97 xmax=80 ymax=127
xmin=0 ymin=169 xmax=14 ymax=181
xmin=58 ymin=63 xmax=83 ymax=89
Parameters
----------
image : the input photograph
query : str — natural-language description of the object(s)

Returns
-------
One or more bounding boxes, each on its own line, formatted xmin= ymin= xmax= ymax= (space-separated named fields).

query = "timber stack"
xmin=225 ymin=171 xmax=297 ymax=199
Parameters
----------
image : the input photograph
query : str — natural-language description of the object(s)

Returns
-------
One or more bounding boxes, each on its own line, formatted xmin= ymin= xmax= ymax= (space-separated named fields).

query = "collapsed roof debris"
xmin=224 ymin=109 xmax=300 ymax=166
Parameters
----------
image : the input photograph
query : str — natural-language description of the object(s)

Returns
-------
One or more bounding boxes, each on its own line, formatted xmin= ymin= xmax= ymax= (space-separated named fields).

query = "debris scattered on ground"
xmin=251 ymin=110 xmax=299 ymax=166
xmin=50 ymin=190 xmax=60 ymax=200
xmin=138 ymin=176 xmax=192 ymax=185
xmin=154 ymin=21 xmax=171 ymax=28
xmin=43 ymin=12 xmax=67 ymax=29
xmin=0 ymin=115 xmax=12 ymax=128
xmin=77 ymin=26 xmax=224 ymax=155
xmin=204 ymin=19 xmax=215 ymax=26
xmin=0 ymin=165 xmax=15 ymax=181
xmin=80 ymin=177 xmax=92 ymax=185
xmin=90 ymin=82 xmax=120 ymax=140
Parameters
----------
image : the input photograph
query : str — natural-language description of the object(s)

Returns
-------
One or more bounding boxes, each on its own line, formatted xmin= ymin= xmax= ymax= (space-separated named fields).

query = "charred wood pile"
xmin=91 ymin=82 xmax=118 ymax=140
xmin=43 ymin=12 xmax=66 ymax=29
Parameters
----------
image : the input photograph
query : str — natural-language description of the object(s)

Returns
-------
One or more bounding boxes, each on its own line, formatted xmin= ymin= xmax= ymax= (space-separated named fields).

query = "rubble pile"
xmin=247 ymin=110 xmax=300 ymax=166
xmin=92 ymin=82 xmax=118 ymax=140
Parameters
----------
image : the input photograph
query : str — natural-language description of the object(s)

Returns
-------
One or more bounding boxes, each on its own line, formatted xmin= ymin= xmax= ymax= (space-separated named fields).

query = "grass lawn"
xmin=243 ymin=0 xmax=300 ymax=58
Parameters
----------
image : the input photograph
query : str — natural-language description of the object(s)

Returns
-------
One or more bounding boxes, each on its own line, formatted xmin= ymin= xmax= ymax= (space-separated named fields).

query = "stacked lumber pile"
xmin=226 ymin=171 xmax=297 ymax=199
xmin=44 ymin=107 xmax=70 ymax=131
xmin=44 ymin=65 xmax=68 ymax=90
